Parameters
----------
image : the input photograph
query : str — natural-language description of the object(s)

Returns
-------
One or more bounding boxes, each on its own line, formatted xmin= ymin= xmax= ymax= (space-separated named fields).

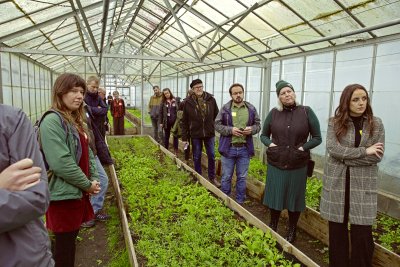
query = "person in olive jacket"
xmin=0 ymin=104 xmax=54 ymax=267
xmin=40 ymin=73 xmax=100 ymax=266
xmin=181 ymin=79 xmax=220 ymax=187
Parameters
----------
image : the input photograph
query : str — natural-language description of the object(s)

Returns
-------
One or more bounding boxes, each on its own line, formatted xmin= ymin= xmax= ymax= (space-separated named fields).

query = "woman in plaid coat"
xmin=320 ymin=84 xmax=385 ymax=267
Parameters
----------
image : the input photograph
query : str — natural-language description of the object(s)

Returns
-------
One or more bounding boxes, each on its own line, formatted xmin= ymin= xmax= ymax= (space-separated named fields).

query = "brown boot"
xmin=174 ymin=148 xmax=178 ymax=156
xmin=211 ymin=178 xmax=221 ymax=188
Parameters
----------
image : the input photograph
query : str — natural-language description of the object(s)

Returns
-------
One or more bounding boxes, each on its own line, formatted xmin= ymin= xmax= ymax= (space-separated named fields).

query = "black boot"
xmin=269 ymin=209 xmax=281 ymax=232
xmin=286 ymin=211 xmax=300 ymax=243
xmin=286 ymin=224 xmax=296 ymax=243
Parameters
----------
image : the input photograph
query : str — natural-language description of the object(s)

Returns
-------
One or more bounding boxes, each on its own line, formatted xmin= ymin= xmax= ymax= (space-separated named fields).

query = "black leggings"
xmin=54 ymin=230 xmax=79 ymax=267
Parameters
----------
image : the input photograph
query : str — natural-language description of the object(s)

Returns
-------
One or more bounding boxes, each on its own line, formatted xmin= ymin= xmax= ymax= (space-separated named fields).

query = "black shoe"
xmin=286 ymin=225 xmax=296 ymax=243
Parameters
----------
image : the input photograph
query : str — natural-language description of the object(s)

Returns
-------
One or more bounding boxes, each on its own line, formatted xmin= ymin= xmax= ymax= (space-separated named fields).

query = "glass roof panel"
xmin=352 ymin=1 xmax=400 ymax=28
xmin=253 ymin=1 xmax=303 ymax=31
xmin=240 ymin=14 xmax=277 ymax=43
xmin=0 ymin=17 xmax=32 ymax=38
xmin=188 ymin=1 xmax=226 ymax=25
xmin=28 ymin=6 xmax=72 ymax=24
xmin=177 ymin=9 xmax=213 ymax=35
xmin=202 ymin=0 xmax=246 ymax=18
xmin=0 ymin=2 xmax=23 ymax=23
xmin=284 ymin=0 xmax=341 ymax=21
xmin=372 ymin=25 xmax=400 ymax=37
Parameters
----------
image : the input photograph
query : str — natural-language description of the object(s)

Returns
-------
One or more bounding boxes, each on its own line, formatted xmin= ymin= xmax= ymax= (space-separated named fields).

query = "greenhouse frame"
xmin=1 ymin=0 xmax=400 ymax=219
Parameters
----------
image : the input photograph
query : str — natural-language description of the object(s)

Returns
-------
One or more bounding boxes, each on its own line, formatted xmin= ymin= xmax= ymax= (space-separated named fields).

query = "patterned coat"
xmin=320 ymin=116 xmax=385 ymax=225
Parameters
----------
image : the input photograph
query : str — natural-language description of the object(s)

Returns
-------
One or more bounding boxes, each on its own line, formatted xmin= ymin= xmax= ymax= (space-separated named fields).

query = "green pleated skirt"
xmin=263 ymin=164 xmax=307 ymax=212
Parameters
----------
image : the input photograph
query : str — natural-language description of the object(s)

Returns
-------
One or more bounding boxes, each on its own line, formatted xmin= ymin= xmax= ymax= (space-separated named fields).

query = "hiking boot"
xmin=286 ymin=225 xmax=297 ymax=243
xmin=81 ymin=219 xmax=95 ymax=228
xmin=95 ymin=212 xmax=111 ymax=221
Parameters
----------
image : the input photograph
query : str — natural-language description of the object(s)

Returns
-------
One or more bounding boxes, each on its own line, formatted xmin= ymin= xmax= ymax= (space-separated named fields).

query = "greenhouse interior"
xmin=1 ymin=0 xmax=400 ymax=266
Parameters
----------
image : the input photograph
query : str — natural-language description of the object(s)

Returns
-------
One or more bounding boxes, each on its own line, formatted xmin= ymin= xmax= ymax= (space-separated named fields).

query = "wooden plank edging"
xmin=107 ymin=164 xmax=138 ymax=267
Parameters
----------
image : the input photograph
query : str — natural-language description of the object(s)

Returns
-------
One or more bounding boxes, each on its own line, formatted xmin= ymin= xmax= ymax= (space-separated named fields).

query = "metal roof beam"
xmin=98 ymin=0 xmax=111 ymax=73
xmin=0 ymin=1 xmax=105 ymax=43
xmin=172 ymin=0 xmax=264 ymax=61
xmin=124 ymin=0 xmax=144 ymax=36
xmin=74 ymin=0 xmax=100 ymax=53
xmin=163 ymin=0 xmax=200 ymax=61
xmin=201 ymin=2 xmax=259 ymax=61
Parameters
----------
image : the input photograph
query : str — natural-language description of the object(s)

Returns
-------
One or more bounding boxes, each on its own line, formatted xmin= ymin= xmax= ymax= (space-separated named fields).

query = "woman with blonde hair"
xmin=40 ymin=73 xmax=100 ymax=267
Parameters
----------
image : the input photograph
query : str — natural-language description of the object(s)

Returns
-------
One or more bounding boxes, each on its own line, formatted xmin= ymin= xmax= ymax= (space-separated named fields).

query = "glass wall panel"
xmin=247 ymin=67 xmax=262 ymax=111
xmin=304 ymin=52 xmax=334 ymax=155
xmin=373 ymin=40 xmax=400 ymax=180
xmin=28 ymin=61 xmax=37 ymax=120
xmin=333 ymin=46 xmax=373 ymax=114
xmin=1 ymin=53 xmax=12 ymax=104
xmin=222 ymin=69 xmax=234 ymax=104
xmin=178 ymin=77 xmax=187 ymax=99
xmin=205 ymin=72 xmax=214 ymax=95
xmin=214 ymin=70 xmax=223 ymax=108
xmin=281 ymin=57 xmax=304 ymax=104
xmin=11 ymin=54 xmax=22 ymax=109
xmin=20 ymin=58 xmax=30 ymax=116
xmin=234 ymin=67 xmax=246 ymax=86
xmin=269 ymin=61 xmax=281 ymax=111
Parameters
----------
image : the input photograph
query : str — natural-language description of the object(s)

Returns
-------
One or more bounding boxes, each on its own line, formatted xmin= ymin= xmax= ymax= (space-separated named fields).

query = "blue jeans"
xmin=151 ymin=117 xmax=162 ymax=142
xmin=191 ymin=137 xmax=215 ymax=179
xmin=91 ymin=156 xmax=109 ymax=213
xmin=221 ymin=146 xmax=250 ymax=203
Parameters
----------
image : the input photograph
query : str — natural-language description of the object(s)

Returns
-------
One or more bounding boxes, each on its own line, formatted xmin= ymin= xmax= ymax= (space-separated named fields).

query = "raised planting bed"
xmin=186 ymin=142 xmax=400 ymax=266
xmin=125 ymin=108 xmax=152 ymax=125
xmin=107 ymin=135 xmax=319 ymax=266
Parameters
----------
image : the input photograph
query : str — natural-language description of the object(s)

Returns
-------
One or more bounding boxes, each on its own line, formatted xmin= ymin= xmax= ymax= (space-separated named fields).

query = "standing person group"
xmin=110 ymin=90 xmax=126 ymax=135
xmin=215 ymin=83 xmax=261 ymax=204
xmin=159 ymin=88 xmax=180 ymax=154
xmin=148 ymin=85 xmax=163 ymax=142
xmin=260 ymin=80 xmax=322 ymax=243
xmin=181 ymin=79 xmax=220 ymax=187
xmin=320 ymin=84 xmax=385 ymax=267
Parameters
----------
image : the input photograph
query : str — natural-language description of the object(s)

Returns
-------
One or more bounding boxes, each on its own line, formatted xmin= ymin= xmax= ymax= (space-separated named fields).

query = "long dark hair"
xmin=333 ymin=84 xmax=375 ymax=140
xmin=161 ymin=88 xmax=175 ymax=103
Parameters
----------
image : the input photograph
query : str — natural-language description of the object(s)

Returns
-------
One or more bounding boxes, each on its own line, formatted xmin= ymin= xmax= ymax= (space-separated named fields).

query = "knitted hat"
xmin=190 ymin=79 xmax=203 ymax=89
xmin=276 ymin=80 xmax=294 ymax=96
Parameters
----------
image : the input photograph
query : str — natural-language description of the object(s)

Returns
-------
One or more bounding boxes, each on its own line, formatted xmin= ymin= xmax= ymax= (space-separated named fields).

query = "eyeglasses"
xmin=193 ymin=85 xmax=203 ymax=90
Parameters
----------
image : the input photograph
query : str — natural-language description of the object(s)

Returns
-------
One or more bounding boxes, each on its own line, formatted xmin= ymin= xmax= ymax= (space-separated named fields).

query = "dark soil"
xmin=75 ymin=194 xmax=114 ymax=266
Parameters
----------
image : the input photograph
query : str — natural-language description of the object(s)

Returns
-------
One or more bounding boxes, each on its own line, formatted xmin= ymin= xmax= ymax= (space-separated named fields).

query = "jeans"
xmin=90 ymin=156 xmax=109 ymax=214
xmin=191 ymin=137 xmax=215 ymax=179
xmin=220 ymin=146 xmax=250 ymax=203
xmin=151 ymin=117 xmax=162 ymax=142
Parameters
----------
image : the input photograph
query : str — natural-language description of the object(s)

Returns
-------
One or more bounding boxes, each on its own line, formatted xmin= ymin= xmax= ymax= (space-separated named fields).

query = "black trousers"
xmin=54 ymin=230 xmax=79 ymax=267
xmin=329 ymin=172 xmax=374 ymax=267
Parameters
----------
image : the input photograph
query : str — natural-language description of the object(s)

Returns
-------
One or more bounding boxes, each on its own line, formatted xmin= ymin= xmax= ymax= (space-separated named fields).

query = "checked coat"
xmin=320 ymin=116 xmax=385 ymax=225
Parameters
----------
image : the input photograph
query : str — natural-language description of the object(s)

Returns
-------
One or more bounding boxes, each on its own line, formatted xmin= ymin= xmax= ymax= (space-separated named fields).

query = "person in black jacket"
xmin=159 ymin=88 xmax=180 ymax=154
xmin=181 ymin=79 xmax=220 ymax=187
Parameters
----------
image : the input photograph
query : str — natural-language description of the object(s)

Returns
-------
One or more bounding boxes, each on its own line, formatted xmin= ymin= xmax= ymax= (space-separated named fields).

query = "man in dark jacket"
xmin=82 ymin=76 xmax=113 ymax=227
xmin=148 ymin=85 xmax=163 ymax=142
xmin=215 ymin=83 xmax=261 ymax=204
xmin=85 ymin=76 xmax=108 ymax=139
xmin=181 ymin=79 xmax=220 ymax=187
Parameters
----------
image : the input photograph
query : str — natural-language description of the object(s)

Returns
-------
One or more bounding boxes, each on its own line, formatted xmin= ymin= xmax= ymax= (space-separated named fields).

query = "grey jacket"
xmin=320 ymin=116 xmax=385 ymax=225
xmin=0 ymin=105 xmax=54 ymax=266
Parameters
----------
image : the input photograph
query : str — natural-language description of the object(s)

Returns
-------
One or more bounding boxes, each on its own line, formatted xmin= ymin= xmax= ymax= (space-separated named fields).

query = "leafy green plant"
xmin=373 ymin=214 xmax=400 ymax=254
xmin=127 ymin=108 xmax=151 ymax=124
xmin=248 ymin=157 xmax=266 ymax=182
xmin=305 ymin=177 xmax=322 ymax=210
xmin=108 ymin=136 xmax=299 ymax=266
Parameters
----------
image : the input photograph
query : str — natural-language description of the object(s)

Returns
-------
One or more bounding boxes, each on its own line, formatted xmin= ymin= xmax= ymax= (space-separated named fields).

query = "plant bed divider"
xmin=155 ymin=136 xmax=319 ymax=266
xmin=174 ymin=139 xmax=400 ymax=267
xmin=106 ymin=136 xmax=139 ymax=267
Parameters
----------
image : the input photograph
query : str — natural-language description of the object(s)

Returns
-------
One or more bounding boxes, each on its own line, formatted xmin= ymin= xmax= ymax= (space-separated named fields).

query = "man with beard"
xmin=215 ymin=83 xmax=261 ymax=204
